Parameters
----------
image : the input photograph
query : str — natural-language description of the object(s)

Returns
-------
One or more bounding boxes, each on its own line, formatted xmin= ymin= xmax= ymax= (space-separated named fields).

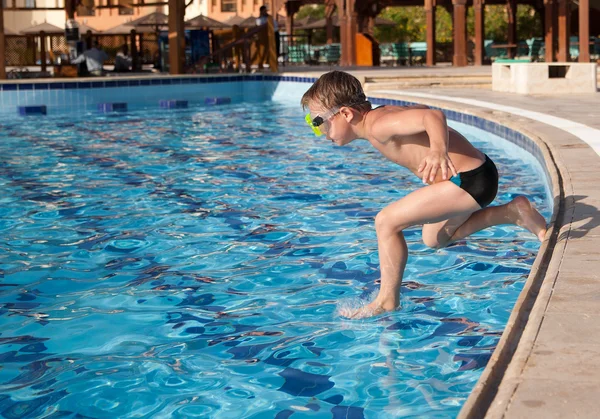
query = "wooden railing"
xmin=195 ymin=16 xmax=278 ymax=73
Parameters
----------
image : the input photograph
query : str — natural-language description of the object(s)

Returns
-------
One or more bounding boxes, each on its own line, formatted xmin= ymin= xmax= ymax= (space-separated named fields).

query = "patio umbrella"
xmin=4 ymin=27 xmax=18 ymax=35
xmin=237 ymin=16 xmax=259 ymax=28
xmin=126 ymin=12 xmax=169 ymax=28
xmin=292 ymin=15 xmax=321 ymax=30
xmin=186 ymin=14 xmax=231 ymax=30
xmin=103 ymin=23 xmax=157 ymax=35
xmin=372 ymin=16 xmax=397 ymax=27
xmin=103 ymin=12 xmax=169 ymax=35
xmin=225 ymin=15 xmax=245 ymax=26
xmin=301 ymin=15 xmax=397 ymax=30
xmin=77 ymin=22 xmax=101 ymax=34
xmin=274 ymin=14 xmax=314 ymax=30
xmin=20 ymin=21 xmax=64 ymax=35
xmin=224 ymin=15 xmax=258 ymax=28
xmin=276 ymin=14 xmax=284 ymax=27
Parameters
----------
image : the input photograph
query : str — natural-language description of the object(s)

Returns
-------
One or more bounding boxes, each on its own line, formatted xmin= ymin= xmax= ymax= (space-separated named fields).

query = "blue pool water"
xmin=0 ymin=101 xmax=550 ymax=418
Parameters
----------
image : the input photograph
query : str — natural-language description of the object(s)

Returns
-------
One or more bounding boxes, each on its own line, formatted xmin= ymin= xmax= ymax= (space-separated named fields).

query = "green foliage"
xmin=435 ymin=8 xmax=453 ymax=43
xmin=296 ymin=5 xmax=325 ymax=20
xmin=478 ymin=6 xmax=542 ymax=42
xmin=296 ymin=5 xmax=327 ymax=44
xmin=373 ymin=7 xmax=455 ymax=43
xmin=516 ymin=6 xmax=543 ymax=40
xmin=374 ymin=5 xmax=542 ymax=43
xmin=375 ymin=7 xmax=426 ymax=43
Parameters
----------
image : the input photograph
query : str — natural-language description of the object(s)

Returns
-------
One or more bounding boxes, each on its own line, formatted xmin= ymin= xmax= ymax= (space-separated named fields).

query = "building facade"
xmin=2 ymin=0 xmax=215 ymax=34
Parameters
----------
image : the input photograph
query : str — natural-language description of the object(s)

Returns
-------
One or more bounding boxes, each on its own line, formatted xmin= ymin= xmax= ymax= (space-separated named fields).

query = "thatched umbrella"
xmin=301 ymin=15 xmax=397 ymax=30
xmin=103 ymin=16 xmax=165 ymax=71
xmin=186 ymin=14 xmax=231 ymax=30
xmin=239 ymin=16 xmax=259 ymax=28
xmin=103 ymin=12 xmax=169 ymax=35
xmin=20 ymin=22 xmax=65 ymax=71
xmin=291 ymin=15 xmax=321 ymax=30
xmin=225 ymin=15 xmax=258 ymax=28
xmin=224 ymin=15 xmax=245 ymax=27
xmin=77 ymin=22 xmax=101 ymax=34
xmin=126 ymin=12 xmax=169 ymax=28
xmin=20 ymin=21 xmax=64 ymax=35
xmin=103 ymin=23 xmax=157 ymax=35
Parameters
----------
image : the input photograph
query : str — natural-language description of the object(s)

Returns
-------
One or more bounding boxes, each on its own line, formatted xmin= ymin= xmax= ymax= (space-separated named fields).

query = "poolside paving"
xmin=286 ymin=66 xmax=600 ymax=418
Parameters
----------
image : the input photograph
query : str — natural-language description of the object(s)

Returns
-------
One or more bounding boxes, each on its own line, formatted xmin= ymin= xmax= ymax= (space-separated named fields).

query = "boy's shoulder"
xmin=373 ymin=104 xmax=429 ymax=111
xmin=371 ymin=104 xmax=428 ymax=114
xmin=369 ymin=104 xmax=411 ymax=120
xmin=366 ymin=104 xmax=432 ymax=141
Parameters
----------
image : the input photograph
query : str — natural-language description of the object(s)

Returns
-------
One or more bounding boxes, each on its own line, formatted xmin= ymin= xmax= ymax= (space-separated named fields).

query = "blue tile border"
xmin=159 ymin=99 xmax=188 ymax=109
xmin=205 ymin=97 xmax=231 ymax=105
xmin=18 ymin=105 xmax=47 ymax=116
xmin=0 ymin=74 xmax=318 ymax=93
xmin=98 ymin=102 xmax=127 ymax=113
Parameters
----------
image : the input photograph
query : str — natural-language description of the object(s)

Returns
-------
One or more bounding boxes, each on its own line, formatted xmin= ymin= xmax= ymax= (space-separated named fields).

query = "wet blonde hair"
xmin=301 ymin=71 xmax=371 ymax=113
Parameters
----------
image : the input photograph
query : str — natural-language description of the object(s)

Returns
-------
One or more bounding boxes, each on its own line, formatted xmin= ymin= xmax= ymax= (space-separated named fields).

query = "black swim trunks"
xmin=449 ymin=154 xmax=498 ymax=208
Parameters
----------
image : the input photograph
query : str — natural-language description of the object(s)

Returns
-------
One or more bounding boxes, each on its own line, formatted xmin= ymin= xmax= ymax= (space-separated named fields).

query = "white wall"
xmin=4 ymin=9 xmax=66 ymax=33
xmin=184 ymin=0 xmax=209 ymax=21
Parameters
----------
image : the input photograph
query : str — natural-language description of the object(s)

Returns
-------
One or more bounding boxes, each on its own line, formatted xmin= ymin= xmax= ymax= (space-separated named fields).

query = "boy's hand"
xmin=418 ymin=150 xmax=458 ymax=184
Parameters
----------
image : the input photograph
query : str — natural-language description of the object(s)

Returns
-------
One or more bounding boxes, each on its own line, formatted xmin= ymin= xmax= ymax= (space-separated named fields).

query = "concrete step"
xmin=365 ymin=74 xmax=491 ymax=84
xmin=364 ymin=79 xmax=491 ymax=91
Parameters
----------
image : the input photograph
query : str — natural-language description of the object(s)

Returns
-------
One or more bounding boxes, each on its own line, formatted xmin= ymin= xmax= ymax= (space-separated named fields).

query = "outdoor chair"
xmin=485 ymin=40 xmax=506 ymax=61
xmin=569 ymin=36 xmax=579 ymax=60
xmin=495 ymin=37 xmax=543 ymax=63
xmin=389 ymin=42 xmax=411 ymax=66
xmin=409 ymin=42 xmax=427 ymax=65
xmin=287 ymin=45 xmax=308 ymax=64
xmin=593 ymin=37 xmax=600 ymax=60
xmin=569 ymin=36 xmax=597 ymax=61
xmin=317 ymin=44 xmax=341 ymax=64
xmin=526 ymin=37 xmax=544 ymax=61
xmin=379 ymin=43 xmax=394 ymax=65
xmin=516 ymin=41 xmax=529 ymax=57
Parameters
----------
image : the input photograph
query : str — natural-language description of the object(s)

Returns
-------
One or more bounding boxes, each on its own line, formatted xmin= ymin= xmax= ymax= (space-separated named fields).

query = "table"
xmin=491 ymin=43 xmax=518 ymax=58
xmin=53 ymin=64 xmax=78 ymax=78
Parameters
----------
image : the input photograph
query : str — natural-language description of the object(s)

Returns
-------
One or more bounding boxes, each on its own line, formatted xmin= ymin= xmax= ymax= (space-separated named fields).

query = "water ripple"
xmin=0 ymin=103 xmax=550 ymax=418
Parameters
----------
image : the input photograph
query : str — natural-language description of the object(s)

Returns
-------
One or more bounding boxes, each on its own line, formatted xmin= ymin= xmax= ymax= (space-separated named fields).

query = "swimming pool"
xmin=0 ymin=100 xmax=550 ymax=418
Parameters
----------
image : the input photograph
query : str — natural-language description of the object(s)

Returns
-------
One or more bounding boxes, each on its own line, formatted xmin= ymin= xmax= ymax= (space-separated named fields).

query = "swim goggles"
xmin=305 ymin=106 xmax=340 ymax=137
xmin=305 ymin=100 xmax=369 ymax=136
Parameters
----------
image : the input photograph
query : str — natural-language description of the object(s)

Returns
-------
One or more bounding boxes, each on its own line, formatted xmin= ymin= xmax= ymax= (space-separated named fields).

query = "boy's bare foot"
xmin=510 ymin=196 xmax=547 ymax=241
xmin=339 ymin=300 xmax=399 ymax=319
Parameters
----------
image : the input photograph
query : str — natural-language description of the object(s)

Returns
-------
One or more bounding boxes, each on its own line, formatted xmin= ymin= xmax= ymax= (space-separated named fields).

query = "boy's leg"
xmin=422 ymin=196 xmax=547 ymax=248
xmin=342 ymin=182 xmax=481 ymax=319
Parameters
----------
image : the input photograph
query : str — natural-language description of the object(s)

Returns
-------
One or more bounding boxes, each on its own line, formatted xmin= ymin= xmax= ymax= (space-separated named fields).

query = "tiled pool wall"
xmin=0 ymin=74 xmax=551 ymax=190
xmin=0 ymin=75 xmax=288 ymax=114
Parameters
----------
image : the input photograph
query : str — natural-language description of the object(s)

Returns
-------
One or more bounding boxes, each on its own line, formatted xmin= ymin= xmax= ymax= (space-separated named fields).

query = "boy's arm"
xmin=371 ymin=108 xmax=458 ymax=183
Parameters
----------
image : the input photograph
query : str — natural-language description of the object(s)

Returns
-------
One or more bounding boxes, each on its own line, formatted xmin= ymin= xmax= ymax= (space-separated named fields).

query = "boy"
xmin=301 ymin=71 xmax=547 ymax=319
